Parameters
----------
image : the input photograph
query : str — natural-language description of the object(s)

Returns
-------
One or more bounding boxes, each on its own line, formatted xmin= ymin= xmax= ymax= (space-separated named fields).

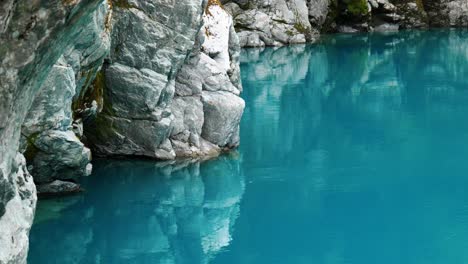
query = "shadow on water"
xmin=29 ymin=29 xmax=468 ymax=264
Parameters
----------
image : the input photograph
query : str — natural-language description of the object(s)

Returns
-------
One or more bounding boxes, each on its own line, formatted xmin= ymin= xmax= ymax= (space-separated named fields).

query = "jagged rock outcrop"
xmin=225 ymin=0 xmax=468 ymax=47
xmin=0 ymin=154 xmax=36 ymax=264
xmin=2 ymin=1 xmax=244 ymax=260
xmin=327 ymin=0 xmax=426 ymax=33
xmin=222 ymin=0 xmax=315 ymax=47
xmin=22 ymin=0 xmax=112 ymax=186
xmin=424 ymin=0 xmax=468 ymax=27
xmin=0 ymin=0 xmax=111 ymax=262
xmin=1 ymin=0 xmax=466 ymax=262
xmin=18 ymin=0 xmax=111 ymax=187
xmin=83 ymin=0 xmax=245 ymax=159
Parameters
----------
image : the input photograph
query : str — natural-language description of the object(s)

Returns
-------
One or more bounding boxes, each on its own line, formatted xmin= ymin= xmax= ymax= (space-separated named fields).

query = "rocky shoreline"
xmin=0 ymin=0 xmax=467 ymax=263
xmin=224 ymin=0 xmax=468 ymax=47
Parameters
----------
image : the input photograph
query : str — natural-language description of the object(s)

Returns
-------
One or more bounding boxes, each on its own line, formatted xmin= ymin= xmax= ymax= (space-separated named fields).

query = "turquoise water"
xmin=29 ymin=29 xmax=468 ymax=264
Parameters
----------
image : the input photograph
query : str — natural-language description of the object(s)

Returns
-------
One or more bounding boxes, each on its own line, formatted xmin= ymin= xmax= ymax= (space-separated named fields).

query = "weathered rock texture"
xmin=224 ymin=0 xmax=468 ymax=47
xmin=0 ymin=154 xmax=36 ymax=264
xmin=0 ymin=0 xmax=113 ymax=262
xmin=222 ymin=0 xmax=315 ymax=47
xmin=424 ymin=0 xmax=468 ymax=27
xmin=0 ymin=0 xmax=466 ymax=262
xmin=19 ymin=1 xmax=111 ymax=185
xmin=1 ymin=0 xmax=245 ymax=260
xmin=83 ymin=0 xmax=245 ymax=160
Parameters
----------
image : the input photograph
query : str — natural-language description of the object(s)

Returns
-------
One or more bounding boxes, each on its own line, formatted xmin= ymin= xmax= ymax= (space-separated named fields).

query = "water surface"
xmin=29 ymin=29 xmax=468 ymax=264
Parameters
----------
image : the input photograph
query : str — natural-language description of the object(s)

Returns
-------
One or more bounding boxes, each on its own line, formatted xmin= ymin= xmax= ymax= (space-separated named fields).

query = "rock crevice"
xmin=0 ymin=0 xmax=466 ymax=262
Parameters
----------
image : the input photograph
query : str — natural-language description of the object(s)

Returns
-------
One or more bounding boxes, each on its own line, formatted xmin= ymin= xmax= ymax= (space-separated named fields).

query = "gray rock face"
xmin=0 ymin=0 xmax=109 ymax=262
xmin=0 ymin=0 xmax=465 ymax=262
xmin=36 ymin=180 xmax=82 ymax=196
xmin=308 ymin=0 xmax=332 ymax=28
xmin=82 ymin=0 xmax=205 ymax=159
xmin=1 ymin=0 xmax=243 ymax=260
xmin=27 ymin=131 xmax=92 ymax=183
xmin=424 ymin=0 xmax=468 ymax=27
xmin=0 ymin=154 xmax=36 ymax=264
xmin=226 ymin=0 xmax=468 ymax=47
xmin=19 ymin=0 xmax=111 ymax=186
xmin=223 ymin=0 xmax=314 ymax=47
xmin=202 ymin=91 xmax=245 ymax=147
xmin=84 ymin=0 xmax=245 ymax=160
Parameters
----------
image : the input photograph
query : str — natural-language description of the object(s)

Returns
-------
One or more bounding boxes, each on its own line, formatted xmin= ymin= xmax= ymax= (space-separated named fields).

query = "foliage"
xmin=345 ymin=0 xmax=369 ymax=17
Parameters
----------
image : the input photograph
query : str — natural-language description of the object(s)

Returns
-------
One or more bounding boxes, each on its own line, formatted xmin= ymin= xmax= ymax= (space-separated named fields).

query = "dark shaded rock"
xmin=36 ymin=180 xmax=82 ymax=197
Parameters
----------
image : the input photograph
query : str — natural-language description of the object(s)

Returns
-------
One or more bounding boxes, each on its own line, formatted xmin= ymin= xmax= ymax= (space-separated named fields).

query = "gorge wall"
xmin=222 ymin=0 xmax=468 ymax=47
xmin=0 ymin=0 xmax=243 ymax=262
xmin=0 ymin=0 xmax=467 ymax=263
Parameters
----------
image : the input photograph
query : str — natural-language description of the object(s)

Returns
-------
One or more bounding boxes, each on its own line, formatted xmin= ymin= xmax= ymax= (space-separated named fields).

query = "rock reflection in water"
xmin=29 ymin=155 xmax=244 ymax=264
xmin=240 ymin=29 xmax=468 ymax=172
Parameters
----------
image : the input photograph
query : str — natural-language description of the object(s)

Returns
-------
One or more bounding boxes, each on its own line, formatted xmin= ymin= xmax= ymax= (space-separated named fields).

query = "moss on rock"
xmin=23 ymin=132 xmax=40 ymax=162
xmin=345 ymin=0 xmax=369 ymax=17
xmin=294 ymin=22 xmax=308 ymax=34
xmin=112 ymin=0 xmax=136 ymax=9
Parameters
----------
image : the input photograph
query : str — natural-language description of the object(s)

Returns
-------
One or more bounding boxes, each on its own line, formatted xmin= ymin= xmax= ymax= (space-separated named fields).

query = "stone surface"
xmin=202 ymin=91 xmax=245 ymax=147
xmin=223 ymin=0 xmax=314 ymax=47
xmin=0 ymin=154 xmax=36 ymax=264
xmin=19 ymin=0 xmax=110 ymax=186
xmin=226 ymin=0 xmax=468 ymax=47
xmin=0 ymin=0 xmax=109 ymax=262
xmin=36 ymin=180 xmax=82 ymax=196
xmin=29 ymin=131 xmax=92 ymax=183
xmin=84 ymin=0 xmax=245 ymax=159
xmin=83 ymin=0 xmax=205 ymax=159
xmin=424 ymin=0 xmax=468 ymax=27
xmin=0 ymin=0 xmax=466 ymax=262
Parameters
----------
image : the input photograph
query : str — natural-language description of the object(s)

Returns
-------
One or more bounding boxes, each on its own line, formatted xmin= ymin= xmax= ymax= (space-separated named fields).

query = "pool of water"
xmin=29 ymin=29 xmax=468 ymax=264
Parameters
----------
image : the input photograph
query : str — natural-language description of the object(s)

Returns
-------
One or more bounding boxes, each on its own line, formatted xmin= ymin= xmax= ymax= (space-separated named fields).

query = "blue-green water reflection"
xmin=29 ymin=29 xmax=468 ymax=263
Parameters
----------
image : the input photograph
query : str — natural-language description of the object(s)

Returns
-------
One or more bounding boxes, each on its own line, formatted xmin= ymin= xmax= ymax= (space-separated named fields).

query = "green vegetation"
xmin=294 ymin=22 xmax=308 ymax=34
xmin=112 ymin=0 xmax=137 ymax=9
xmin=415 ymin=0 xmax=425 ymax=11
xmin=321 ymin=0 xmax=339 ymax=32
xmin=345 ymin=0 xmax=369 ymax=17
xmin=89 ymin=70 xmax=106 ymax=113
xmin=23 ymin=132 xmax=40 ymax=162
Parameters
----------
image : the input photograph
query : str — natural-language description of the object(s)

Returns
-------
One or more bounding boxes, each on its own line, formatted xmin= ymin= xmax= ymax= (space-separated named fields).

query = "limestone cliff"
xmin=0 ymin=0 xmax=243 ymax=262
xmin=80 ymin=0 xmax=245 ymax=160
xmin=0 ymin=1 xmax=110 ymax=262
xmin=224 ymin=0 xmax=468 ymax=47
xmin=20 ymin=1 xmax=111 ymax=185
xmin=0 ymin=0 xmax=466 ymax=262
